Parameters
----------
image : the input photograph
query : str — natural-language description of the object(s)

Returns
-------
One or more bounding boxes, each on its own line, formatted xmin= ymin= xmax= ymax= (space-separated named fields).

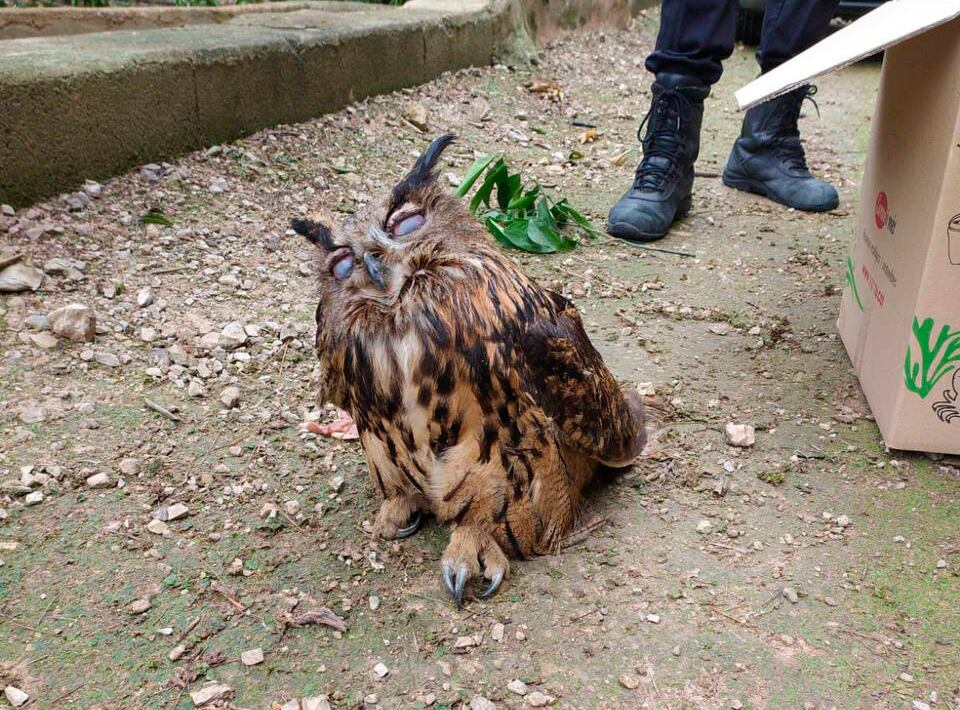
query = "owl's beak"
xmin=363 ymin=252 xmax=386 ymax=290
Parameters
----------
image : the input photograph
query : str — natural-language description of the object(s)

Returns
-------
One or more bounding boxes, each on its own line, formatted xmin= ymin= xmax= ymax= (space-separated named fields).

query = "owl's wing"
xmin=519 ymin=290 xmax=645 ymax=467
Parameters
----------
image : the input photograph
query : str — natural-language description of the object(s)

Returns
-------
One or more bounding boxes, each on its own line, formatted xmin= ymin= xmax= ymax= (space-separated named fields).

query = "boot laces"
xmin=633 ymin=90 xmax=687 ymax=191
xmin=770 ymin=85 xmax=819 ymax=172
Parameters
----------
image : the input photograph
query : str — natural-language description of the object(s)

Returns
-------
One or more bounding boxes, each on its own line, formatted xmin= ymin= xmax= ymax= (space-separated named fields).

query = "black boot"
xmin=607 ymin=74 xmax=709 ymax=242
xmin=722 ymin=85 xmax=839 ymax=212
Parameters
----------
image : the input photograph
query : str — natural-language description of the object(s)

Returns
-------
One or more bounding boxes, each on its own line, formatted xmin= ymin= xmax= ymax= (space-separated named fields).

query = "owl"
xmin=293 ymin=134 xmax=646 ymax=606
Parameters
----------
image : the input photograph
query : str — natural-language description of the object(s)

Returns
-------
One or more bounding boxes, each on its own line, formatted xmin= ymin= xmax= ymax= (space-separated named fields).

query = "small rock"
xmin=219 ymin=321 xmax=248 ymax=349
xmin=94 ymin=351 xmax=120 ymax=368
xmin=329 ymin=475 xmax=345 ymax=492
xmin=146 ymin=519 xmax=169 ymax=535
xmin=86 ymin=472 xmax=111 ymax=489
xmin=118 ymin=458 xmax=139 ymax=476
xmin=24 ymin=491 xmax=43 ymax=506
xmin=24 ymin=313 xmax=49 ymax=330
xmin=241 ymin=648 xmax=264 ymax=666
xmin=301 ymin=697 xmax=332 ymax=710
xmin=619 ymin=674 xmax=640 ymax=689
xmin=1 ymin=204 xmax=14 ymax=216
xmin=30 ymin=332 xmax=58 ymax=349
xmin=283 ymin=500 xmax=301 ymax=516
xmin=470 ymin=697 xmax=496 ymax=710
xmin=645 ymin=613 xmax=661 ymax=624
xmin=372 ymin=662 xmax=389 ymax=678
xmin=137 ymin=287 xmax=154 ymax=308
xmin=402 ymin=102 xmax=430 ymax=131
xmin=507 ymin=679 xmax=528 ymax=696
xmin=725 ymin=423 xmax=756 ymax=448
xmin=368 ymin=595 xmax=381 ymax=611
xmin=128 ymin=598 xmax=151 ymax=614
xmin=190 ymin=683 xmax=232 ymax=706
xmin=0 ymin=263 xmax=44 ymax=293
xmin=188 ymin=380 xmax=207 ymax=398
xmin=835 ymin=514 xmax=851 ymax=528
xmin=219 ymin=386 xmax=241 ymax=409
xmin=936 ymin=559 xmax=948 ymax=569
xmin=782 ymin=587 xmax=799 ymax=604
xmin=912 ymin=701 xmax=931 ymax=710
xmin=730 ymin=700 xmax=744 ymax=710
xmin=696 ymin=519 xmax=713 ymax=534
xmin=48 ymin=303 xmax=96 ymax=342
xmin=168 ymin=643 xmax=187 ymax=661
xmin=164 ymin=503 xmax=190 ymax=521
xmin=280 ymin=701 xmax=300 ymax=710
xmin=363 ymin=695 xmax=378 ymax=705
xmin=140 ymin=327 xmax=158 ymax=343
xmin=709 ymin=322 xmax=734 ymax=336
xmin=898 ymin=672 xmax=914 ymax=682
xmin=4 ymin=686 xmax=29 ymax=708
xmin=491 ymin=622 xmax=505 ymax=642
xmin=526 ymin=692 xmax=555 ymax=707
xmin=208 ymin=177 xmax=229 ymax=194
xmin=823 ymin=596 xmax=838 ymax=607
xmin=84 ymin=180 xmax=103 ymax=198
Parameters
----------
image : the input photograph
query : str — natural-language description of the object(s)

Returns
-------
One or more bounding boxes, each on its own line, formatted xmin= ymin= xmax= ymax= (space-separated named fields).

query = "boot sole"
xmin=722 ymin=171 xmax=838 ymax=213
xmin=607 ymin=195 xmax=692 ymax=243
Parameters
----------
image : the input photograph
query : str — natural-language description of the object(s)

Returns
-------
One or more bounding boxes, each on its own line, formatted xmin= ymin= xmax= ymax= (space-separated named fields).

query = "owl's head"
xmin=292 ymin=133 xmax=476 ymax=322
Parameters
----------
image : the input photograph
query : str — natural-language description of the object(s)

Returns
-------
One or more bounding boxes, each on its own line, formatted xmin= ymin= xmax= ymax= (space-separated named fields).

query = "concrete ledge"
xmin=0 ymin=0 xmax=634 ymax=206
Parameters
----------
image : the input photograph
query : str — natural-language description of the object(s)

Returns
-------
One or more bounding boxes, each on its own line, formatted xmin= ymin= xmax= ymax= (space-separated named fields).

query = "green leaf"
xmin=553 ymin=199 xmax=599 ymax=238
xmin=455 ymin=155 xmax=496 ymax=198
xmin=486 ymin=218 xmax=551 ymax=253
xmin=469 ymin=162 xmax=505 ymax=214
xmin=495 ymin=170 xmax=521 ymax=211
xmin=507 ymin=185 xmax=540 ymax=212
xmin=140 ymin=210 xmax=173 ymax=227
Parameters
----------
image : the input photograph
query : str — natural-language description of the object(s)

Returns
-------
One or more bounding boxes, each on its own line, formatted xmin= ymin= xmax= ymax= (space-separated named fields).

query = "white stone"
xmin=240 ymin=648 xmax=264 ymax=666
xmin=4 ymin=686 xmax=29 ymax=707
xmin=190 ymin=683 xmax=231 ymax=706
xmin=470 ymin=697 xmax=496 ymax=710
xmin=166 ymin=503 xmax=189 ymax=521
xmin=373 ymin=662 xmax=389 ymax=678
xmin=219 ymin=321 xmax=247 ymax=349
xmin=491 ymin=622 xmax=505 ymax=642
xmin=220 ymin=386 xmax=241 ymax=409
xmin=724 ymin=423 xmax=756 ymax=448
xmin=137 ymin=287 xmax=154 ymax=308
xmin=526 ymin=692 xmax=556 ymax=707
xmin=507 ymin=679 xmax=528 ymax=695
xmin=24 ymin=491 xmax=43 ymax=506
xmin=188 ymin=380 xmax=207 ymax=398
xmin=86 ymin=472 xmax=111 ymax=489
xmin=146 ymin=519 xmax=169 ymax=535
xmin=301 ymin=697 xmax=332 ymax=710
xmin=119 ymin=458 xmax=139 ymax=476
xmin=696 ymin=520 xmax=713 ymax=534
xmin=0 ymin=263 xmax=43 ymax=293
xmin=48 ymin=303 xmax=96 ymax=342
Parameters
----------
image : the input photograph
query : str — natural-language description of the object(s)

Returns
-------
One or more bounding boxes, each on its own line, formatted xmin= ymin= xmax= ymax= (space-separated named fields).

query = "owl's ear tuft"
xmin=291 ymin=217 xmax=334 ymax=250
xmin=389 ymin=133 xmax=456 ymax=213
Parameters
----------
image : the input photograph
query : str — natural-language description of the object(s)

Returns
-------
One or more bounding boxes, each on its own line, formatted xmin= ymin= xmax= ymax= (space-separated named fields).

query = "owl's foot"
xmin=440 ymin=526 xmax=510 ymax=608
xmin=373 ymin=496 xmax=424 ymax=540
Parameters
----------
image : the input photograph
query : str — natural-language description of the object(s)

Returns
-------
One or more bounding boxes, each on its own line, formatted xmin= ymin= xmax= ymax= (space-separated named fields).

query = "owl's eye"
xmin=391 ymin=213 xmax=425 ymax=237
xmin=331 ymin=253 xmax=354 ymax=280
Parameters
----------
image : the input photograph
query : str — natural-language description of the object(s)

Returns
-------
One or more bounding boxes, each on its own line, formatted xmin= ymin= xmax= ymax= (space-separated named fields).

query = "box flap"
xmin=736 ymin=0 xmax=960 ymax=109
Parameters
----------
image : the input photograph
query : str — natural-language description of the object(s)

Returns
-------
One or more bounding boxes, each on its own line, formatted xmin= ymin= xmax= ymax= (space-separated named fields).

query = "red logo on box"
xmin=875 ymin=191 xmax=889 ymax=230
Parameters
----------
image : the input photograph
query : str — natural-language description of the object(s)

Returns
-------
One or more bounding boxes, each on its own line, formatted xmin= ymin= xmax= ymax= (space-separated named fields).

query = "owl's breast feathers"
xmin=316 ymin=244 xmax=645 ymax=474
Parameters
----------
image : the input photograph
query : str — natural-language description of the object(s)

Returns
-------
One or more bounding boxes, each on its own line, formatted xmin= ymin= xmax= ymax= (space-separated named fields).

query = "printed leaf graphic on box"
xmin=903 ymin=317 xmax=960 ymax=399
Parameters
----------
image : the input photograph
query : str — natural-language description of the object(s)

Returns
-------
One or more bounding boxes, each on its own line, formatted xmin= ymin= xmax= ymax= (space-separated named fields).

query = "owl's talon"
xmin=479 ymin=570 xmax=504 ymax=598
xmin=441 ymin=562 xmax=469 ymax=608
xmin=394 ymin=511 xmax=422 ymax=539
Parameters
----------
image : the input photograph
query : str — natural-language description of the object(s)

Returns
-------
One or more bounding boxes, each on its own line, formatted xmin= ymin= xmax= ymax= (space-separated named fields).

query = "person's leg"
xmin=722 ymin=0 xmax=841 ymax=212
xmin=607 ymin=0 xmax=735 ymax=243
xmin=757 ymin=0 xmax=838 ymax=72
xmin=645 ymin=0 xmax=738 ymax=86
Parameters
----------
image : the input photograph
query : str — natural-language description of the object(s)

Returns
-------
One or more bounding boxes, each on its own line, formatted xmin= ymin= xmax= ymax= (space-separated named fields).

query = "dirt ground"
xmin=2 ymin=11 xmax=959 ymax=710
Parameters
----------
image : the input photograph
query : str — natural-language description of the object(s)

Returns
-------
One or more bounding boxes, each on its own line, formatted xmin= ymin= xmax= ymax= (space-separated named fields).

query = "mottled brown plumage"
xmin=294 ymin=134 xmax=645 ymax=605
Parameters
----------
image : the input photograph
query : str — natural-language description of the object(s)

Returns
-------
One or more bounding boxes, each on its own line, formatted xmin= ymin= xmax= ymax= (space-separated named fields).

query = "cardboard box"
xmin=736 ymin=0 xmax=960 ymax=454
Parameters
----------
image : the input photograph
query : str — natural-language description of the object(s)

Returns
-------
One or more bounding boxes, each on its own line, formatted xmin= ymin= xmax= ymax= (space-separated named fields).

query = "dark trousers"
xmin=646 ymin=0 xmax=839 ymax=85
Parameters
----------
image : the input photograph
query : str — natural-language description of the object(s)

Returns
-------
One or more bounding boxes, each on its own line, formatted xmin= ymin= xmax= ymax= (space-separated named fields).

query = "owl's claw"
xmin=442 ymin=561 xmax=469 ymax=608
xmin=479 ymin=570 xmax=504 ymax=598
xmin=394 ymin=511 xmax=423 ymax=539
